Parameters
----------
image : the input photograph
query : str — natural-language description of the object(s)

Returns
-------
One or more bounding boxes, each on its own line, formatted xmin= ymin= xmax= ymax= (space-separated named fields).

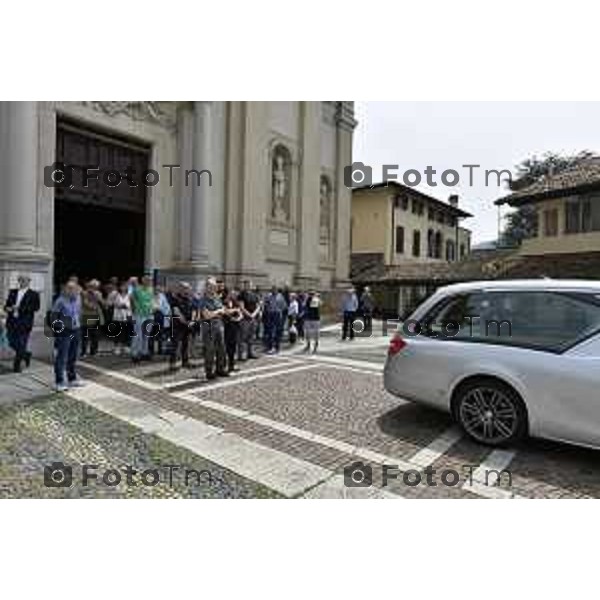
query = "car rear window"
xmin=418 ymin=290 xmax=600 ymax=353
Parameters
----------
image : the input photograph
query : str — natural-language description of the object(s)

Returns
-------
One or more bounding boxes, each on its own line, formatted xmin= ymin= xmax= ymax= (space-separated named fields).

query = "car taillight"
xmin=388 ymin=334 xmax=407 ymax=356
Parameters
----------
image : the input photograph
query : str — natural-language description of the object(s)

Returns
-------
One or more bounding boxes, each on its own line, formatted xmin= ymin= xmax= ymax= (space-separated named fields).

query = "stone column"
xmin=294 ymin=101 xmax=321 ymax=288
xmin=176 ymin=103 xmax=193 ymax=263
xmin=0 ymin=101 xmax=52 ymax=333
xmin=190 ymin=101 xmax=212 ymax=266
xmin=238 ymin=102 xmax=269 ymax=284
xmin=0 ymin=102 xmax=38 ymax=253
xmin=223 ymin=102 xmax=244 ymax=278
xmin=333 ymin=101 xmax=356 ymax=287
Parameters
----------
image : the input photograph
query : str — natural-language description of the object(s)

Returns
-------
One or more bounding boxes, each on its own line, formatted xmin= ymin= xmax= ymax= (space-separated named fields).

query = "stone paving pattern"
xmin=1 ymin=322 xmax=600 ymax=499
xmin=0 ymin=393 xmax=280 ymax=499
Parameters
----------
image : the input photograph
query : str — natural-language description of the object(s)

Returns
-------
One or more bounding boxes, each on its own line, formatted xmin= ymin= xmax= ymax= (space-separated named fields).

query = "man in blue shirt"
xmin=262 ymin=285 xmax=287 ymax=354
xmin=51 ymin=280 xmax=84 ymax=392
xmin=341 ymin=287 xmax=359 ymax=341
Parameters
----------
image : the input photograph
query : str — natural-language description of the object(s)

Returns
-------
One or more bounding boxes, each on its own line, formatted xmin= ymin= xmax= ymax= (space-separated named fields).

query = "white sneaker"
xmin=55 ymin=384 xmax=68 ymax=393
xmin=68 ymin=379 xmax=85 ymax=388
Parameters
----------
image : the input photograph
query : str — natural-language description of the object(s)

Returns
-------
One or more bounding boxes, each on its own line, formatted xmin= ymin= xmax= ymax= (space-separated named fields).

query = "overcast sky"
xmin=353 ymin=102 xmax=600 ymax=244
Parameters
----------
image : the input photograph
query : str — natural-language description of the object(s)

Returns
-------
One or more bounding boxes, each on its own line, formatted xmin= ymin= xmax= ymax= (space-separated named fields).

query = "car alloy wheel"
xmin=456 ymin=381 xmax=526 ymax=446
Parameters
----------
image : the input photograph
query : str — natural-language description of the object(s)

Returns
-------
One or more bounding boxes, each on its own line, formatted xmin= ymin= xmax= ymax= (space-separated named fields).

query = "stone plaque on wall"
xmin=269 ymin=229 xmax=290 ymax=246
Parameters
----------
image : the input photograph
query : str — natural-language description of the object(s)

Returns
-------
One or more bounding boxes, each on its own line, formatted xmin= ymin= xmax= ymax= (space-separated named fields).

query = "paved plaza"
xmin=1 ymin=322 xmax=599 ymax=498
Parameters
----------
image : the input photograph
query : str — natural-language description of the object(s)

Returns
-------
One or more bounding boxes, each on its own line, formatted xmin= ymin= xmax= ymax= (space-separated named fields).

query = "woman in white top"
xmin=110 ymin=282 xmax=132 ymax=355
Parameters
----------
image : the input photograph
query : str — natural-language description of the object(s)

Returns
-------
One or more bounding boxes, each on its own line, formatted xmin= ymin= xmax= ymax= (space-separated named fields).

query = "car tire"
xmin=453 ymin=378 xmax=528 ymax=447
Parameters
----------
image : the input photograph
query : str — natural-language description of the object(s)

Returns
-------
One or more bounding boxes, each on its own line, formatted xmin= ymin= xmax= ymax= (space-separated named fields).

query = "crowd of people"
xmin=1 ymin=273 xmax=376 ymax=392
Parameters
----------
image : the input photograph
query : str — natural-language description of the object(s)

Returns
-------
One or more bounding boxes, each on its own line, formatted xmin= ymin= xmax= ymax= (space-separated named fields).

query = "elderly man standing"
xmin=262 ymin=285 xmax=287 ymax=355
xmin=341 ymin=286 xmax=359 ymax=341
xmin=51 ymin=279 xmax=84 ymax=392
xmin=198 ymin=277 xmax=228 ymax=380
xmin=4 ymin=275 xmax=40 ymax=372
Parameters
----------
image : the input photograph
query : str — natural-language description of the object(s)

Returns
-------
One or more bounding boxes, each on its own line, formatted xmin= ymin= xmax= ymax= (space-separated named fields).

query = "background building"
xmin=495 ymin=157 xmax=600 ymax=271
xmin=352 ymin=183 xmax=471 ymax=264
xmin=0 ymin=101 xmax=356 ymax=313
xmin=351 ymin=182 xmax=472 ymax=316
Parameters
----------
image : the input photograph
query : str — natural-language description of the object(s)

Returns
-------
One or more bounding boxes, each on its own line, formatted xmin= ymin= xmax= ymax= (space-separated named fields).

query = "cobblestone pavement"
xmin=1 ymin=322 xmax=600 ymax=498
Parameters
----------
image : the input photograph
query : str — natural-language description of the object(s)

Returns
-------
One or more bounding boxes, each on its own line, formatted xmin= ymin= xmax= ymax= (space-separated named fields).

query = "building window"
xmin=564 ymin=196 xmax=600 ymax=234
xmin=447 ymin=215 xmax=457 ymax=227
xmin=436 ymin=211 xmax=445 ymax=224
xmin=446 ymin=240 xmax=455 ymax=261
xmin=395 ymin=226 xmax=405 ymax=254
xmin=412 ymin=230 xmax=421 ymax=257
xmin=395 ymin=194 xmax=409 ymax=210
xmin=460 ymin=243 xmax=466 ymax=259
xmin=412 ymin=199 xmax=423 ymax=215
xmin=543 ymin=208 xmax=558 ymax=237
xmin=428 ymin=207 xmax=435 ymax=220
xmin=427 ymin=229 xmax=435 ymax=258
xmin=565 ymin=201 xmax=580 ymax=234
xmin=434 ymin=231 xmax=443 ymax=259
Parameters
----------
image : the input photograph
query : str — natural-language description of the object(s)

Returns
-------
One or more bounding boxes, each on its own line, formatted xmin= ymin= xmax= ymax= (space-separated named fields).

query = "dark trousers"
xmin=224 ymin=321 xmax=240 ymax=369
xmin=296 ymin=317 xmax=305 ymax=340
xmin=238 ymin=318 xmax=257 ymax=359
xmin=202 ymin=320 xmax=226 ymax=375
xmin=7 ymin=321 xmax=31 ymax=369
xmin=263 ymin=312 xmax=282 ymax=351
xmin=81 ymin=324 xmax=100 ymax=356
xmin=54 ymin=330 xmax=80 ymax=385
xmin=170 ymin=326 xmax=190 ymax=366
xmin=363 ymin=313 xmax=373 ymax=334
xmin=342 ymin=311 xmax=356 ymax=340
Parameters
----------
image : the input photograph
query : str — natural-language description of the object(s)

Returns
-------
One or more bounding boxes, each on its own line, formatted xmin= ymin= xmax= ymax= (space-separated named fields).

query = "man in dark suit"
xmin=4 ymin=275 xmax=41 ymax=372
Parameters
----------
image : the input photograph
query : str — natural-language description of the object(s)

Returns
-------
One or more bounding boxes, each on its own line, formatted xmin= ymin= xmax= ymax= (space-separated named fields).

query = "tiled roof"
xmin=496 ymin=158 xmax=600 ymax=206
xmin=350 ymin=253 xmax=386 ymax=281
xmin=353 ymin=181 xmax=473 ymax=218
xmin=352 ymin=250 xmax=600 ymax=284
xmin=500 ymin=251 xmax=600 ymax=279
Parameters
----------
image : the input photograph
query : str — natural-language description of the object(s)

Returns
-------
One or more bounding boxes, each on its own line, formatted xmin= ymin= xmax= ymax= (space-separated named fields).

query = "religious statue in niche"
xmin=271 ymin=145 xmax=291 ymax=222
xmin=320 ymin=176 xmax=331 ymax=237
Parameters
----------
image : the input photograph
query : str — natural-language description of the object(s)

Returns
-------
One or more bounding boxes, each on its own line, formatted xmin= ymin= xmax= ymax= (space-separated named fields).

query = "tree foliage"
xmin=509 ymin=150 xmax=598 ymax=191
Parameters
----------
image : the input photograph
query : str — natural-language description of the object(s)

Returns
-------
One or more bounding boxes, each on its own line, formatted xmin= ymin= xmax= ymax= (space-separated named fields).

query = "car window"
xmin=419 ymin=290 xmax=600 ymax=352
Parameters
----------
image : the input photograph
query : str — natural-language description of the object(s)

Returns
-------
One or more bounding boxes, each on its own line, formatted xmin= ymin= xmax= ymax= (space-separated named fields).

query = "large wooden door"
xmin=53 ymin=119 xmax=151 ymax=288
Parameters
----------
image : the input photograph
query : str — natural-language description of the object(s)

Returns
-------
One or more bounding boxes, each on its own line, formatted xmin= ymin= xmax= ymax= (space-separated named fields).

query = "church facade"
xmin=0 ymin=101 xmax=355 ymax=312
